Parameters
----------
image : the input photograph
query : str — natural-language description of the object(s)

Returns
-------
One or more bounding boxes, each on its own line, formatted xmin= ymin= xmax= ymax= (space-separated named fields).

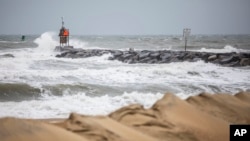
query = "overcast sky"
xmin=0 ymin=0 xmax=250 ymax=35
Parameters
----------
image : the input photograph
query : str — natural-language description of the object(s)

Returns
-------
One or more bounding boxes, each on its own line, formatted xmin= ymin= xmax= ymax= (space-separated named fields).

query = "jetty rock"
xmin=55 ymin=48 xmax=250 ymax=67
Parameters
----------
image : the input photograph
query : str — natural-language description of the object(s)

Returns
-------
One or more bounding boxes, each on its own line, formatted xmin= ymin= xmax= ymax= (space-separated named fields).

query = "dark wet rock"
xmin=56 ymin=52 xmax=67 ymax=57
xmin=148 ymin=59 xmax=158 ymax=64
xmin=208 ymin=55 xmax=217 ymax=61
xmin=150 ymin=52 xmax=160 ymax=58
xmin=220 ymin=56 xmax=234 ymax=64
xmin=160 ymin=53 xmax=172 ymax=61
xmin=139 ymin=57 xmax=152 ymax=63
xmin=225 ymin=55 xmax=240 ymax=64
xmin=121 ymin=53 xmax=134 ymax=60
xmin=169 ymin=57 xmax=180 ymax=62
xmin=240 ymin=53 xmax=250 ymax=58
xmin=55 ymin=47 xmax=250 ymax=67
xmin=138 ymin=52 xmax=150 ymax=59
xmin=125 ymin=59 xmax=132 ymax=64
xmin=183 ymin=52 xmax=194 ymax=60
xmin=199 ymin=52 xmax=209 ymax=58
xmin=191 ymin=57 xmax=202 ymax=62
xmin=226 ymin=61 xmax=240 ymax=67
xmin=240 ymin=58 xmax=250 ymax=66
xmin=210 ymin=59 xmax=220 ymax=64
xmin=75 ymin=51 xmax=86 ymax=56
xmin=113 ymin=50 xmax=123 ymax=57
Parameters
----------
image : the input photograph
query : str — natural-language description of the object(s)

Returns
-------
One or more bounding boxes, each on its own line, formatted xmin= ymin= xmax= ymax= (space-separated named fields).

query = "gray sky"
xmin=0 ymin=0 xmax=250 ymax=35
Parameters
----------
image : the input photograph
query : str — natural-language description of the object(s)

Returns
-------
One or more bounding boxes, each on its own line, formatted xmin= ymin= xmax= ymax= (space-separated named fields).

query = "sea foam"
xmin=0 ymin=91 xmax=164 ymax=118
xmin=199 ymin=45 xmax=248 ymax=53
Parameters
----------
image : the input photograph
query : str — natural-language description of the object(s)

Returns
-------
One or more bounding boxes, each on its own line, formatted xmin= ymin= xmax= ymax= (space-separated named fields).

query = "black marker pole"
xmin=183 ymin=28 xmax=191 ymax=52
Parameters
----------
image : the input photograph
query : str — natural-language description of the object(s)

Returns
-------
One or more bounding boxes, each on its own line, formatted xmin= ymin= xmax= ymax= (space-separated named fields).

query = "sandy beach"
xmin=0 ymin=91 xmax=249 ymax=141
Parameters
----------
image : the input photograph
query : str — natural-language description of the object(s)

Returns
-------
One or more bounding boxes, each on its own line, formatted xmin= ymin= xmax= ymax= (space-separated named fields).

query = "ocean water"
xmin=0 ymin=32 xmax=250 ymax=118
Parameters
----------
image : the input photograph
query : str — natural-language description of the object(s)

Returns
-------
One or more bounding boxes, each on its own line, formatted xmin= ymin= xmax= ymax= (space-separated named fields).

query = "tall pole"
xmin=183 ymin=28 xmax=191 ymax=52
xmin=185 ymin=38 xmax=187 ymax=51
xmin=68 ymin=31 xmax=69 ymax=46
xmin=61 ymin=17 xmax=64 ymax=27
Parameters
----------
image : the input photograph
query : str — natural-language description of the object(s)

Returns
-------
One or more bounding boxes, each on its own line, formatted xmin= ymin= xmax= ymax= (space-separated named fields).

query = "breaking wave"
xmin=199 ymin=45 xmax=248 ymax=53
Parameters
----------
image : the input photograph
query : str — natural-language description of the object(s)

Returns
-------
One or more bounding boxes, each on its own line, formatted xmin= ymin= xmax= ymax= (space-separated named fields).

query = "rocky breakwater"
xmin=55 ymin=48 xmax=250 ymax=67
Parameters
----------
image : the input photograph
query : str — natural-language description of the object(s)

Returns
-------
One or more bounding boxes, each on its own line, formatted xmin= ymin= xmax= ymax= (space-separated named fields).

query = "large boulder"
xmin=160 ymin=53 xmax=172 ymax=61
xmin=208 ymin=55 xmax=217 ymax=61
xmin=138 ymin=51 xmax=150 ymax=60
xmin=240 ymin=58 xmax=250 ymax=66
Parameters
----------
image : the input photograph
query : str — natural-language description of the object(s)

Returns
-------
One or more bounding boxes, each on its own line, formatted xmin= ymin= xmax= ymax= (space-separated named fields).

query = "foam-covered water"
xmin=0 ymin=92 xmax=163 ymax=118
xmin=0 ymin=33 xmax=250 ymax=118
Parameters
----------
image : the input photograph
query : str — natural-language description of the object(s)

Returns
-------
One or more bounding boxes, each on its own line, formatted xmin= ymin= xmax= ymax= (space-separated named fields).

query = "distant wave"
xmin=197 ymin=45 xmax=249 ymax=53
xmin=0 ymin=83 xmax=41 ymax=102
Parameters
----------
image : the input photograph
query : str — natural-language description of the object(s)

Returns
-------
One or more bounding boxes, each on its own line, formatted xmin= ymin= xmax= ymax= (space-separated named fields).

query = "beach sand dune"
xmin=0 ymin=117 xmax=87 ymax=141
xmin=0 ymin=92 xmax=249 ymax=141
xmin=109 ymin=93 xmax=229 ymax=141
xmin=187 ymin=91 xmax=250 ymax=124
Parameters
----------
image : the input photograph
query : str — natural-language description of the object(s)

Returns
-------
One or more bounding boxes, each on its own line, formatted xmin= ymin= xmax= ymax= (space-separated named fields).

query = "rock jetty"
xmin=55 ymin=47 xmax=250 ymax=67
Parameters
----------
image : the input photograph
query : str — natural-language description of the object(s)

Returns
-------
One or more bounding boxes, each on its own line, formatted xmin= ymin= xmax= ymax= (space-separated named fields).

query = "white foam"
xmin=70 ymin=61 xmax=250 ymax=86
xmin=33 ymin=32 xmax=58 ymax=56
xmin=69 ymin=38 xmax=89 ymax=49
xmin=63 ymin=36 xmax=104 ymax=49
xmin=0 ymin=92 xmax=164 ymax=118
xmin=199 ymin=45 xmax=248 ymax=53
xmin=0 ymin=41 xmax=21 ymax=44
xmin=1 ymin=53 xmax=249 ymax=92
